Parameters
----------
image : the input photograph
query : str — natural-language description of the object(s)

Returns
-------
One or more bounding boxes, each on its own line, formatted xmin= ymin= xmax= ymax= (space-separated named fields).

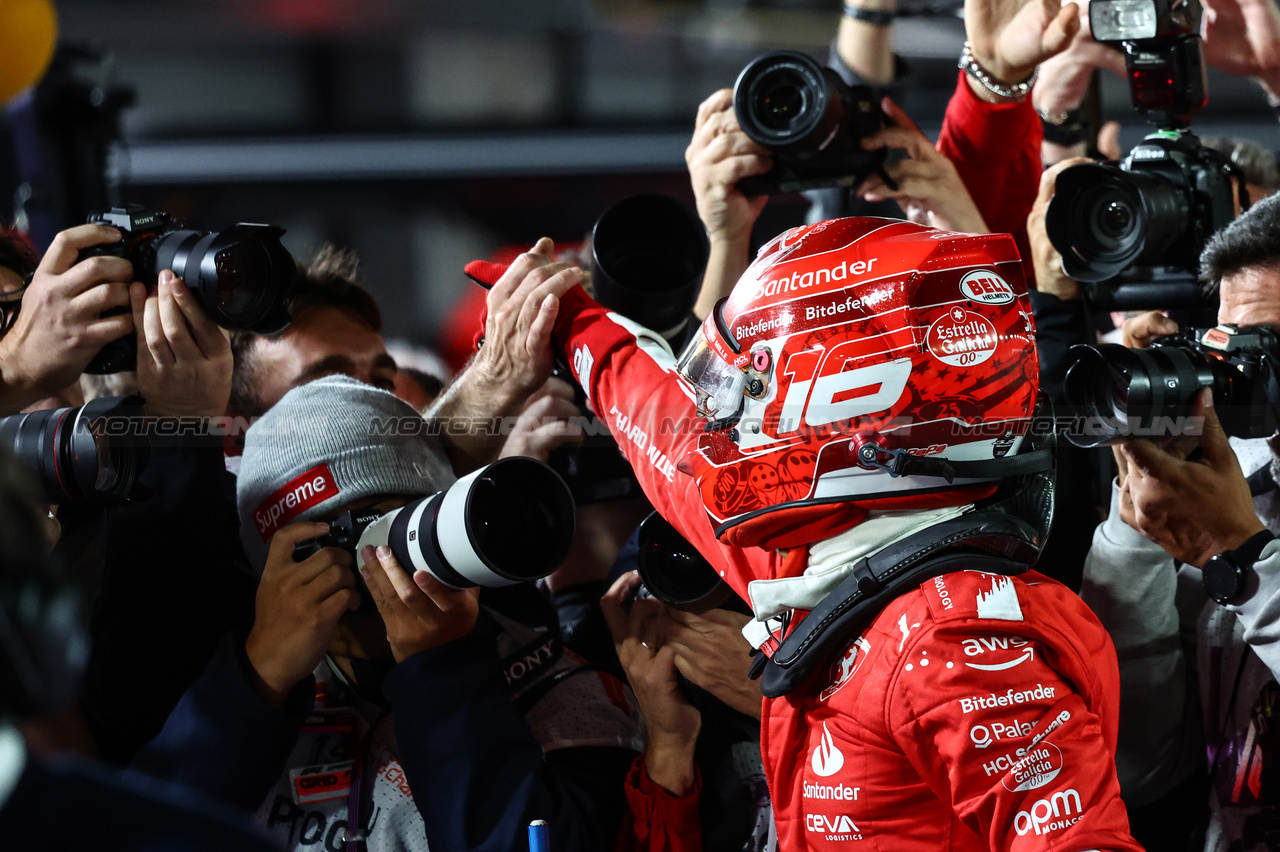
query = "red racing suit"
xmin=552 ymin=281 xmax=1141 ymax=850
xmin=545 ymin=73 xmax=1138 ymax=852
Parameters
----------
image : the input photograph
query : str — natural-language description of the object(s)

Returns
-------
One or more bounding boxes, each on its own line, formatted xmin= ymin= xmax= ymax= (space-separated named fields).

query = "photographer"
xmin=686 ymin=0 xmax=1076 ymax=317
xmin=132 ymin=374 xmax=642 ymax=852
xmin=80 ymin=266 xmax=260 ymax=765
xmin=0 ymin=446 xmax=279 ymax=851
xmin=601 ymin=571 xmax=769 ymax=852
xmin=0 ymin=226 xmax=133 ymax=416
xmin=1080 ymin=192 xmax=1280 ymax=852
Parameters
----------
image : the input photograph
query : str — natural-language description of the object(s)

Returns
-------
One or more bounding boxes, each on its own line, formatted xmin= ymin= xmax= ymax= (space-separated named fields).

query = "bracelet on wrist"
xmin=958 ymin=42 xmax=1037 ymax=102
xmin=843 ymin=3 xmax=896 ymax=26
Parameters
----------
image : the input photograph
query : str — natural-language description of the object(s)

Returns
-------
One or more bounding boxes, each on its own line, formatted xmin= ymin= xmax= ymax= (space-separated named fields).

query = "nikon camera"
xmin=1044 ymin=0 xmax=1245 ymax=309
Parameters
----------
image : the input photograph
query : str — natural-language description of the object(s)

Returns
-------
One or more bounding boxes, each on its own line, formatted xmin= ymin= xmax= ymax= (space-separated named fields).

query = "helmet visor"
xmin=676 ymin=326 xmax=747 ymax=421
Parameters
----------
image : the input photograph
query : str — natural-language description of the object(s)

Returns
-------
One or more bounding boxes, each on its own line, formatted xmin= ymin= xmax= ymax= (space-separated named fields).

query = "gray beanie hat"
xmin=236 ymin=374 xmax=455 ymax=571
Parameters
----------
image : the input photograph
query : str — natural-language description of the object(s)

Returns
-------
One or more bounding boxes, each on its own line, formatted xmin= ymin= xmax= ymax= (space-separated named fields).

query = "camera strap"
xmin=756 ymin=511 xmax=1038 ymax=698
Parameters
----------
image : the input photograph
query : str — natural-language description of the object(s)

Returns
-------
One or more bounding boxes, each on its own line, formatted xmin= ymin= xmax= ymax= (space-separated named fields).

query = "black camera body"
xmin=1043 ymin=0 xmax=1242 ymax=308
xmin=733 ymin=51 xmax=886 ymax=196
xmin=1063 ymin=324 xmax=1280 ymax=447
xmin=80 ymin=205 xmax=295 ymax=374
xmin=1046 ymin=131 xmax=1237 ymax=291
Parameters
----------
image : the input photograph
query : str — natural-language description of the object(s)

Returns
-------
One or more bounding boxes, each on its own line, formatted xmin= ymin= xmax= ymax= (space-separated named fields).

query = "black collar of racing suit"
xmin=755 ymin=508 xmax=1041 ymax=698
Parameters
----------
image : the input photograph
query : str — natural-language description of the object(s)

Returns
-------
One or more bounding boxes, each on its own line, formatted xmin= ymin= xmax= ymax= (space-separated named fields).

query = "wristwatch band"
xmin=958 ymin=43 xmax=1037 ymax=102
xmin=1230 ymin=529 xmax=1277 ymax=568
xmin=843 ymin=4 xmax=896 ymax=26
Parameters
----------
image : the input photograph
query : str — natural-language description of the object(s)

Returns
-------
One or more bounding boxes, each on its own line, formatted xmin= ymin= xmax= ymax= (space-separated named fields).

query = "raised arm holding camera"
xmin=0 ymin=225 xmax=133 ymax=415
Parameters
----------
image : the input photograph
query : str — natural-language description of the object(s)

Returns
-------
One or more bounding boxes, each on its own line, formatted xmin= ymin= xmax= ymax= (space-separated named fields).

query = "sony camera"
xmin=1063 ymin=324 xmax=1280 ymax=447
xmin=732 ymin=51 xmax=887 ymax=196
xmin=80 ymin=205 xmax=296 ymax=374
xmin=0 ymin=396 xmax=149 ymax=505
xmin=1043 ymin=0 xmax=1244 ymax=308
xmin=293 ymin=457 xmax=576 ymax=589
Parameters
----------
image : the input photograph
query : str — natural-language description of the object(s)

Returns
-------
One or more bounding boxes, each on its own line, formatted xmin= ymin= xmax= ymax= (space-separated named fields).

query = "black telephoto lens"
xmin=0 ymin=396 xmax=148 ymax=505
xmin=636 ymin=512 xmax=736 ymax=613
xmin=1046 ymin=160 xmax=1191 ymax=283
xmin=590 ymin=194 xmax=709 ymax=342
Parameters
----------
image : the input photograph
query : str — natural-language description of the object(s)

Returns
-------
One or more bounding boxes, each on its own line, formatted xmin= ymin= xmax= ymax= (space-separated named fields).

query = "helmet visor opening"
xmin=677 ymin=331 xmax=748 ymax=421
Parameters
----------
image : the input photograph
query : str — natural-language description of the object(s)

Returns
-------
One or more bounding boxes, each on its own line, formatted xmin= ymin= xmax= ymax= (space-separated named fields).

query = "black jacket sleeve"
xmin=130 ymin=634 xmax=311 ymax=813
xmin=1028 ymin=289 xmax=1091 ymax=405
xmin=383 ymin=632 xmax=636 ymax=852
xmin=82 ymin=433 xmax=258 ymax=765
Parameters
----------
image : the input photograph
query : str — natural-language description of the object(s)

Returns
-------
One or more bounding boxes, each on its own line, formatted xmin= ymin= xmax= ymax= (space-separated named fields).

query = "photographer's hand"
xmin=965 ymin=0 xmax=1080 ymax=98
xmin=245 ymin=522 xmax=361 ymax=708
xmin=856 ymin=98 xmax=989 ymax=233
xmin=601 ymin=572 xmax=700 ymax=796
xmin=0 ymin=225 xmax=134 ymax=413
xmin=360 ymin=545 xmax=480 ymax=662
xmin=1119 ymin=389 xmax=1265 ymax=567
xmin=1033 ymin=4 xmax=1126 ymax=116
xmin=132 ymin=270 xmax=233 ymax=418
xmin=430 ymin=239 xmax=582 ymax=474
xmin=498 ymin=376 xmax=584 ymax=463
xmin=1121 ymin=311 xmax=1179 ymax=350
xmin=1026 ymin=156 xmax=1093 ymax=300
xmin=686 ymin=89 xmax=772 ymax=320
xmin=1202 ymin=0 xmax=1280 ymax=98
xmin=664 ymin=607 xmax=762 ymax=720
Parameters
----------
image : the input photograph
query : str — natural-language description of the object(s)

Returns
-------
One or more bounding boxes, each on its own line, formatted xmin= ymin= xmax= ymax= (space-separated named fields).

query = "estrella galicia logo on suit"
xmin=811 ymin=722 xmax=845 ymax=777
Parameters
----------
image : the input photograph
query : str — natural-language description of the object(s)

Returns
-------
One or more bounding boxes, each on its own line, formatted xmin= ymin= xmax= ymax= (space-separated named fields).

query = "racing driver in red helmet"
xmin=527 ymin=215 xmax=1143 ymax=852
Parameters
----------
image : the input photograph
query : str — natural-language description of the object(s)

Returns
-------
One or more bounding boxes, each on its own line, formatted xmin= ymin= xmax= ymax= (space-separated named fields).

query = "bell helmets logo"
xmin=254 ymin=464 xmax=338 ymax=542
xmin=811 ymin=722 xmax=846 ymax=777
xmin=820 ymin=636 xmax=871 ymax=702
xmin=926 ymin=306 xmax=998 ymax=368
xmin=960 ymin=269 xmax=1015 ymax=305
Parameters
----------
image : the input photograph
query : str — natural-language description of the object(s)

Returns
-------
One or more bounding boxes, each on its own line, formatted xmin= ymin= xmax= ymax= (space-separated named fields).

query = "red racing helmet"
xmin=675 ymin=217 xmax=1041 ymax=549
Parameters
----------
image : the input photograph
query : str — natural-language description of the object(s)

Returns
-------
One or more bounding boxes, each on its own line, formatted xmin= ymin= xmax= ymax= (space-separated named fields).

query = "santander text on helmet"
xmin=752 ymin=258 xmax=879 ymax=301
